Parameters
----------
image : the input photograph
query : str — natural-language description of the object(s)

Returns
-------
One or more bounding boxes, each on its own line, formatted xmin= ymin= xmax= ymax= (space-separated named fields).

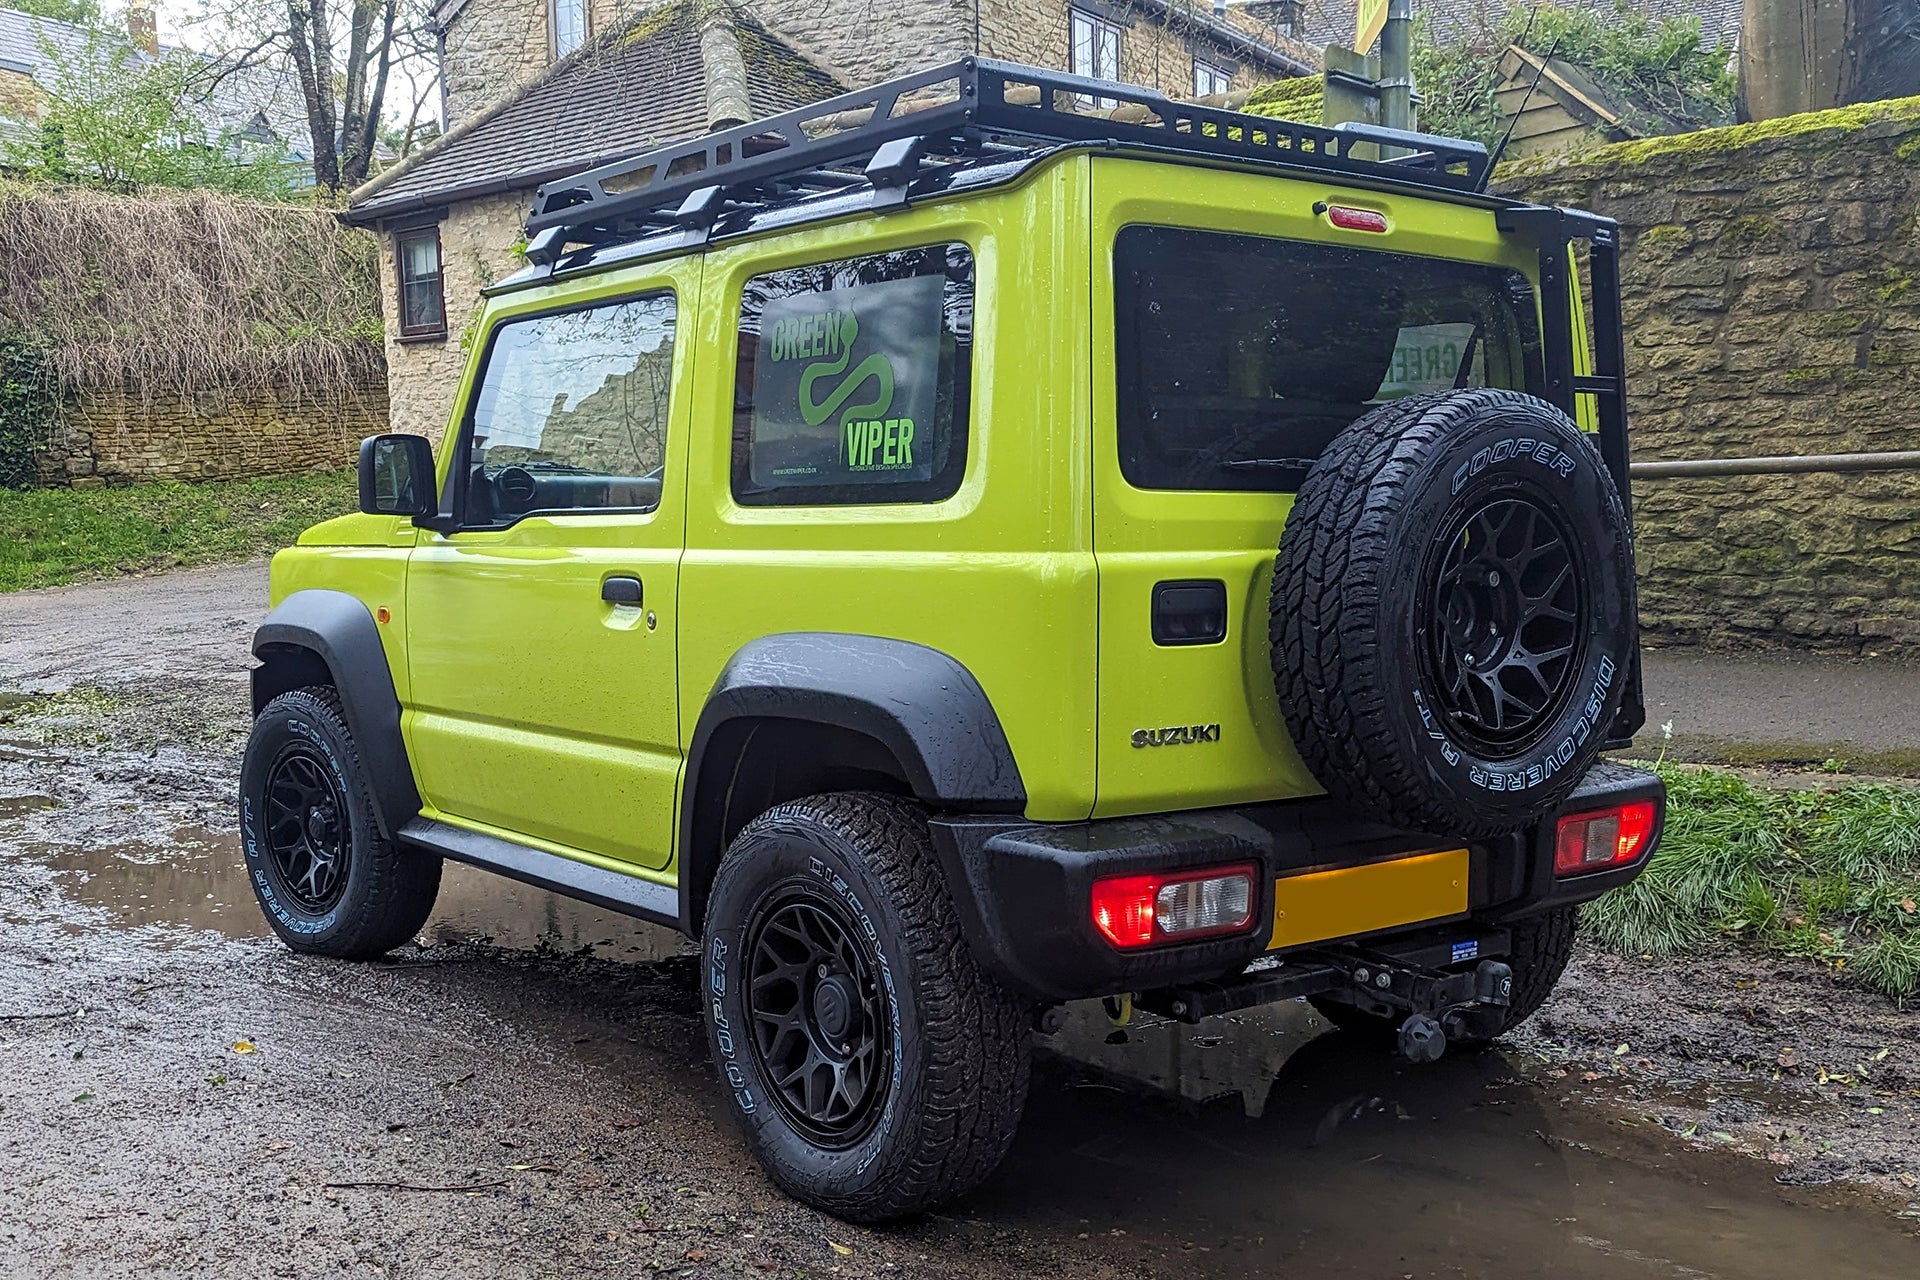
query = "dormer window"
xmin=552 ymin=0 xmax=589 ymax=59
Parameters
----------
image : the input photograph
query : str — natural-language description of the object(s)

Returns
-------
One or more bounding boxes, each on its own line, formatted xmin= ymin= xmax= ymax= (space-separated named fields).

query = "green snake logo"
xmin=798 ymin=312 xmax=894 ymax=427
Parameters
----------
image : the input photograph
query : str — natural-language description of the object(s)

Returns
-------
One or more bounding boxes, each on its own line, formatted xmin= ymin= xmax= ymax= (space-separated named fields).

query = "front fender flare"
xmin=250 ymin=589 xmax=421 ymax=840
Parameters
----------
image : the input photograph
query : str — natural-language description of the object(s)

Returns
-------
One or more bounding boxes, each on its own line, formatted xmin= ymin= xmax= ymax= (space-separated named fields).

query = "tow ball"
xmin=1370 ymin=959 xmax=1515 ymax=1063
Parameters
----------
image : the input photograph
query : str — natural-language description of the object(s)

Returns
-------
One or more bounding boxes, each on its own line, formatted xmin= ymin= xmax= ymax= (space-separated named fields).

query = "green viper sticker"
xmin=750 ymin=274 xmax=944 ymax=487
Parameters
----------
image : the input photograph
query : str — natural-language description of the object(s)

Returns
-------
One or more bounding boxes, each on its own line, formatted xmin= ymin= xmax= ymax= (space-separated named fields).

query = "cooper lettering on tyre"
xmin=238 ymin=687 xmax=443 ymax=958
xmin=701 ymin=792 xmax=1030 ymax=1222
xmin=1271 ymin=389 xmax=1635 ymax=837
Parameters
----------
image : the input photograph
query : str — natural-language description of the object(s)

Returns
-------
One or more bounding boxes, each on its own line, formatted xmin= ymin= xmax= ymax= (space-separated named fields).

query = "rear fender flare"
xmin=678 ymin=633 xmax=1025 ymax=933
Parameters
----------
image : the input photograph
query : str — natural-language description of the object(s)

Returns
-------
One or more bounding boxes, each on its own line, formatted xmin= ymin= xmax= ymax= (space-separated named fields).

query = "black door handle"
xmin=1152 ymin=579 xmax=1227 ymax=646
xmin=602 ymin=576 xmax=643 ymax=606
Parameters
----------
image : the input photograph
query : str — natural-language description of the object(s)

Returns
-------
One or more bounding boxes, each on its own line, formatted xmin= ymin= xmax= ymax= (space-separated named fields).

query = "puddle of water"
xmin=0 ymin=794 xmax=58 ymax=819
xmin=25 ymin=827 xmax=684 ymax=959
xmin=987 ymin=1003 xmax=1918 ymax=1279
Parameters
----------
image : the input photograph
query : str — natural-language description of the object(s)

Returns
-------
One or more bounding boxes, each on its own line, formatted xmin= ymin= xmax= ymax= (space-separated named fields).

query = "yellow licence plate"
xmin=1269 ymin=848 xmax=1470 ymax=950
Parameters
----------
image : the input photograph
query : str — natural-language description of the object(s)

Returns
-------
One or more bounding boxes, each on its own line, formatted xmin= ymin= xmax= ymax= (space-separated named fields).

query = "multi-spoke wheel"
xmin=703 ymin=792 xmax=1030 ymax=1222
xmin=239 ymin=687 xmax=440 ymax=957
xmin=263 ymin=747 xmax=351 ymax=913
xmin=1421 ymin=493 xmax=1588 ymax=758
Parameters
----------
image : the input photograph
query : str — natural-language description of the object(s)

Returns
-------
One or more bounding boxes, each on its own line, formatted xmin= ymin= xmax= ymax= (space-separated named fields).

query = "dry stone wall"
xmin=1498 ymin=100 xmax=1920 ymax=657
xmin=36 ymin=381 xmax=388 ymax=486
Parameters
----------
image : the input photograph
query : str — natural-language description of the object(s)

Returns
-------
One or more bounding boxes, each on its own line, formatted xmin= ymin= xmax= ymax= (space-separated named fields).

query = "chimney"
xmin=126 ymin=0 xmax=159 ymax=57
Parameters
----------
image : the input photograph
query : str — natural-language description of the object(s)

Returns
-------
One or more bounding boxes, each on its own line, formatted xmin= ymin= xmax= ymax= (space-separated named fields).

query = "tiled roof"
xmin=346 ymin=0 xmax=841 ymax=225
xmin=1281 ymin=1 xmax=1744 ymax=53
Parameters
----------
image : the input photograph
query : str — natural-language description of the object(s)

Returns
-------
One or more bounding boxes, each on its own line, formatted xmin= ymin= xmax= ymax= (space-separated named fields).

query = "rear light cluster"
xmin=1554 ymin=801 xmax=1657 ymax=877
xmin=1090 ymin=864 xmax=1256 ymax=949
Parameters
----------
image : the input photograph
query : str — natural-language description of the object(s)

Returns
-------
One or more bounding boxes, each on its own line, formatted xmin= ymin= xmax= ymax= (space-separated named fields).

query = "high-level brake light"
xmin=1554 ymin=801 xmax=1658 ymax=877
xmin=1091 ymin=865 xmax=1256 ymax=949
xmin=1324 ymin=204 xmax=1389 ymax=233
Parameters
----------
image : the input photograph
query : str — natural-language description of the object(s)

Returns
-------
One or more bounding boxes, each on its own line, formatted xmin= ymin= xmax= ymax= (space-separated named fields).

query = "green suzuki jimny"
xmin=241 ymin=60 xmax=1664 ymax=1220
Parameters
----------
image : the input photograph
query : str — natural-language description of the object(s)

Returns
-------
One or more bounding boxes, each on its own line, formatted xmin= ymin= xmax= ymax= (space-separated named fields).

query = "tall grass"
xmin=1584 ymin=764 xmax=1920 ymax=1000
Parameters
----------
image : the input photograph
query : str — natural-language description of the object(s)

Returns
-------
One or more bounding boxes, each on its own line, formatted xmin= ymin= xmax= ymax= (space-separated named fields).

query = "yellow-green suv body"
xmin=244 ymin=60 xmax=1663 ymax=1221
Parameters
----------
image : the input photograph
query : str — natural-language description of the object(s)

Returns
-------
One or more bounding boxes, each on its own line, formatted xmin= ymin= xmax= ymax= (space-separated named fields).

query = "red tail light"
xmin=1554 ymin=801 xmax=1657 ymax=877
xmin=1091 ymin=865 xmax=1256 ymax=949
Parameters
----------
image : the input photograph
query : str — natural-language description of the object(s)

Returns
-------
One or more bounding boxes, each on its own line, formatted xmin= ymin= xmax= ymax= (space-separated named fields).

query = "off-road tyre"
xmin=1272 ymin=389 xmax=1636 ymax=838
xmin=1311 ymin=907 xmax=1579 ymax=1049
xmin=702 ymin=792 xmax=1031 ymax=1222
xmin=238 ymin=687 xmax=440 ymax=958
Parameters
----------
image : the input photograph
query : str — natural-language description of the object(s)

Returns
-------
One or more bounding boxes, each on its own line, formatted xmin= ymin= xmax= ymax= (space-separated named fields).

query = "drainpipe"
xmin=1379 ymin=0 xmax=1413 ymax=132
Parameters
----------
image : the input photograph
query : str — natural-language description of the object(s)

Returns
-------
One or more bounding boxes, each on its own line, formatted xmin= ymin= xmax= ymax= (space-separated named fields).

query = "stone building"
xmin=1277 ymin=0 xmax=1745 ymax=52
xmin=348 ymin=0 xmax=1320 ymax=438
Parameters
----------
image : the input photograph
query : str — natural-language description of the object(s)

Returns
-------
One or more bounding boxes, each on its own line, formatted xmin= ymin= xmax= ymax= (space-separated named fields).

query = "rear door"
xmin=403 ymin=262 xmax=696 ymax=869
xmin=1089 ymin=160 xmax=1544 ymax=818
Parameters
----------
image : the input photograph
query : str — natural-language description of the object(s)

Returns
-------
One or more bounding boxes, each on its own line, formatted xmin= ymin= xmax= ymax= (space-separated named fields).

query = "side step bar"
xmin=397 ymin=817 xmax=680 ymax=928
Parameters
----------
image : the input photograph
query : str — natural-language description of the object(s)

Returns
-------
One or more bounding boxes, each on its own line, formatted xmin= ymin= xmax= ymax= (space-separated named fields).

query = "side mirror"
xmin=358 ymin=434 xmax=438 ymax=520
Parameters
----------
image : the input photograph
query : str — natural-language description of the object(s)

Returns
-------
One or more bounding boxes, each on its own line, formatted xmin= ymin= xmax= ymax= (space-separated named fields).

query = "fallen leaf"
xmin=828 ymin=1242 xmax=854 ymax=1257
xmin=1901 ymin=898 xmax=1916 ymax=915
xmin=1873 ymin=1047 xmax=1891 ymax=1061
xmin=1777 ymin=1048 xmax=1800 ymax=1068
xmin=231 ymin=1040 xmax=257 ymax=1055
xmin=1867 ymin=1107 xmax=1886 ymax=1116
xmin=1612 ymin=1043 xmax=1630 ymax=1056
xmin=1580 ymin=1071 xmax=1602 ymax=1082
xmin=72 ymin=1092 xmax=93 ymax=1103
xmin=683 ymin=1248 xmax=705 ymax=1261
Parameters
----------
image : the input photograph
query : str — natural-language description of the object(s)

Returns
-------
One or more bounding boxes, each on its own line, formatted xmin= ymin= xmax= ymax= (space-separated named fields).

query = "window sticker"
xmin=1377 ymin=322 xmax=1482 ymax=400
xmin=747 ymin=273 xmax=946 ymax=489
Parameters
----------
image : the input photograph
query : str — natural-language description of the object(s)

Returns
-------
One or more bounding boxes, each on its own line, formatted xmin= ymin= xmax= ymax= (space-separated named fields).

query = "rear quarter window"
xmin=1114 ymin=225 xmax=1543 ymax=493
xmin=732 ymin=244 xmax=974 ymax=506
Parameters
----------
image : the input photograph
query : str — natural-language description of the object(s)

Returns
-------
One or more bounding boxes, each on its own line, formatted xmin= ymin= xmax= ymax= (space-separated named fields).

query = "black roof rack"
xmin=522 ymin=58 xmax=1491 ymax=265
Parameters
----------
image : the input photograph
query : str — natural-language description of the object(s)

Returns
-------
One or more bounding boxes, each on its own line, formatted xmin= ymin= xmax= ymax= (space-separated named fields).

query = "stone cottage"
xmin=346 ymin=0 xmax=1320 ymax=438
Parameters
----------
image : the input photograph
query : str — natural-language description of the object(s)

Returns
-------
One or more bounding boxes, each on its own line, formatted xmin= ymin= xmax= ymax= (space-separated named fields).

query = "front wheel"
xmin=702 ymin=793 xmax=1030 ymax=1222
xmin=238 ymin=687 xmax=440 ymax=958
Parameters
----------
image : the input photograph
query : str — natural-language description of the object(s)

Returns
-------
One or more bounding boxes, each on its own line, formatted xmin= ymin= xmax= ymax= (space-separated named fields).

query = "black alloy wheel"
xmin=745 ymin=887 xmax=891 ymax=1149
xmin=1418 ymin=492 xmax=1588 ymax=759
xmin=263 ymin=745 xmax=351 ymax=913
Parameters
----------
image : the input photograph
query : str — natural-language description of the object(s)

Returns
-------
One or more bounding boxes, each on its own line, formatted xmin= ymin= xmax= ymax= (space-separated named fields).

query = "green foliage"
xmin=0 ymin=469 xmax=357 ymax=591
xmin=1583 ymin=764 xmax=1920 ymax=1001
xmin=7 ymin=0 xmax=101 ymax=22
xmin=1243 ymin=76 xmax=1324 ymax=124
xmin=1414 ymin=2 xmax=1737 ymax=149
xmin=1 ymin=27 xmax=296 ymax=198
xmin=0 ymin=339 xmax=54 ymax=491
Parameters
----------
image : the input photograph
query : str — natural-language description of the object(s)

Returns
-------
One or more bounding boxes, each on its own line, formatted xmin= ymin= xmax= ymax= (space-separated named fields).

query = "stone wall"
xmin=36 ymin=382 xmax=389 ymax=487
xmin=1498 ymin=99 xmax=1920 ymax=656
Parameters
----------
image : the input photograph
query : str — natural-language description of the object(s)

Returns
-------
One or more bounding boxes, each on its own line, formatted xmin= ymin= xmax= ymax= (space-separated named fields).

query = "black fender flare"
xmin=250 ymin=589 xmax=421 ymax=840
xmin=678 ymin=632 xmax=1025 ymax=933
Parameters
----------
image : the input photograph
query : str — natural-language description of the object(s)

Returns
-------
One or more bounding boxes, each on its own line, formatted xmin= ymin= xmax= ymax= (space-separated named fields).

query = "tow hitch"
xmin=1132 ymin=927 xmax=1515 ymax=1063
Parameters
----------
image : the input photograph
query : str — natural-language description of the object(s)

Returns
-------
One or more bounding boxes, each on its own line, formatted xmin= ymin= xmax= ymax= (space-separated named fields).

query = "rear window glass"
xmin=1114 ymin=225 xmax=1543 ymax=492
xmin=733 ymin=244 xmax=973 ymax=506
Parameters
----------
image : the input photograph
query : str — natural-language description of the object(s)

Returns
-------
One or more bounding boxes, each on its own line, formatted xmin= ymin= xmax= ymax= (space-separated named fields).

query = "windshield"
xmin=1114 ymin=225 xmax=1544 ymax=492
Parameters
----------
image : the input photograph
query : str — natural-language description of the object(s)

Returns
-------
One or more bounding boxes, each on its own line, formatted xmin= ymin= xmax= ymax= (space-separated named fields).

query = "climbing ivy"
xmin=0 ymin=338 xmax=54 ymax=490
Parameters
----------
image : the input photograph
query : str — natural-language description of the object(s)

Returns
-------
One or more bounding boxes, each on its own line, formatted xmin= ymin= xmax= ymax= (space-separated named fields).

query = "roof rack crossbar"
xmin=523 ymin=58 xmax=1494 ymax=264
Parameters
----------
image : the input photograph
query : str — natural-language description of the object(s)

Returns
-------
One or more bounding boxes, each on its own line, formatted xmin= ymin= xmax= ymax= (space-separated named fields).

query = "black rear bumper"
xmin=929 ymin=760 xmax=1664 ymax=1003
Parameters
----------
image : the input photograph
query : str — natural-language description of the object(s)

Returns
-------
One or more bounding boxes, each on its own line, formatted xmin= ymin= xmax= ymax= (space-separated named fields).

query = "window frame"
xmin=550 ymin=0 xmax=590 ymax=60
xmin=445 ymin=287 xmax=680 ymax=531
xmin=394 ymin=226 xmax=447 ymax=342
xmin=1193 ymin=59 xmax=1232 ymax=99
xmin=1069 ymin=7 xmax=1123 ymax=107
xmin=729 ymin=242 xmax=976 ymax=510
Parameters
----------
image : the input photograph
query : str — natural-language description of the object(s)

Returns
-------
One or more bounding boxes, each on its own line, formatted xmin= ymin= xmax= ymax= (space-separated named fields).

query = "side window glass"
xmin=732 ymin=244 xmax=973 ymax=507
xmin=462 ymin=292 xmax=676 ymax=524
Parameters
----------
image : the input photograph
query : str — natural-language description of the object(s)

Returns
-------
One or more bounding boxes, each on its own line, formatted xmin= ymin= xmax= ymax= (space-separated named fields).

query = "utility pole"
xmin=1379 ymin=0 xmax=1414 ymax=132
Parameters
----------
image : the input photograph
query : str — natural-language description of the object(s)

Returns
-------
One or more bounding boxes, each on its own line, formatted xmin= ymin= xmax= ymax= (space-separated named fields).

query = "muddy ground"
xmin=1 ymin=564 xmax=1916 ymax=1279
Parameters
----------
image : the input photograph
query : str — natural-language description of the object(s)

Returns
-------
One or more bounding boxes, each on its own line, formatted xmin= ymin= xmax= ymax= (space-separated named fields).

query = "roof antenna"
xmin=1478 ymin=7 xmax=1557 ymax=192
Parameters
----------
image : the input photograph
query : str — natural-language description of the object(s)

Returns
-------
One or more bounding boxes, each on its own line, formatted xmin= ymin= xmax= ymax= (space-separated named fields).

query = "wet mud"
xmin=3 ymin=563 xmax=1917 ymax=1278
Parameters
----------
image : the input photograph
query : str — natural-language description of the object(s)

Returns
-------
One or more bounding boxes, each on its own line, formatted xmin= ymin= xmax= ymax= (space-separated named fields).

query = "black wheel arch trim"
xmin=250 ymin=589 xmax=421 ymax=841
xmin=677 ymin=632 xmax=1025 ymax=934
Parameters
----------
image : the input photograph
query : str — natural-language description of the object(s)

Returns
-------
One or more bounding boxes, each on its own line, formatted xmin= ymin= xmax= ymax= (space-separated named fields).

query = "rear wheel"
xmin=1311 ymin=908 xmax=1579 ymax=1049
xmin=702 ymin=792 xmax=1030 ymax=1222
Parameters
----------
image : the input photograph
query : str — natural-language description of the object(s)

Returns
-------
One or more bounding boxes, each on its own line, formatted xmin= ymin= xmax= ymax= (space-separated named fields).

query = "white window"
xmin=1194 ymin=60 xmax=1232 ymax=99
xmin=552 ymin=0 xmax=588 ymax=59
xmin=1069 ymin=8 xmax=1121 ymax=107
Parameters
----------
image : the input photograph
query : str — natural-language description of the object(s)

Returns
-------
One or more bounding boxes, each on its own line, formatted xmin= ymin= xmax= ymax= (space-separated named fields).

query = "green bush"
xmin=0 ymin=339 xmax=54 ymax=490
